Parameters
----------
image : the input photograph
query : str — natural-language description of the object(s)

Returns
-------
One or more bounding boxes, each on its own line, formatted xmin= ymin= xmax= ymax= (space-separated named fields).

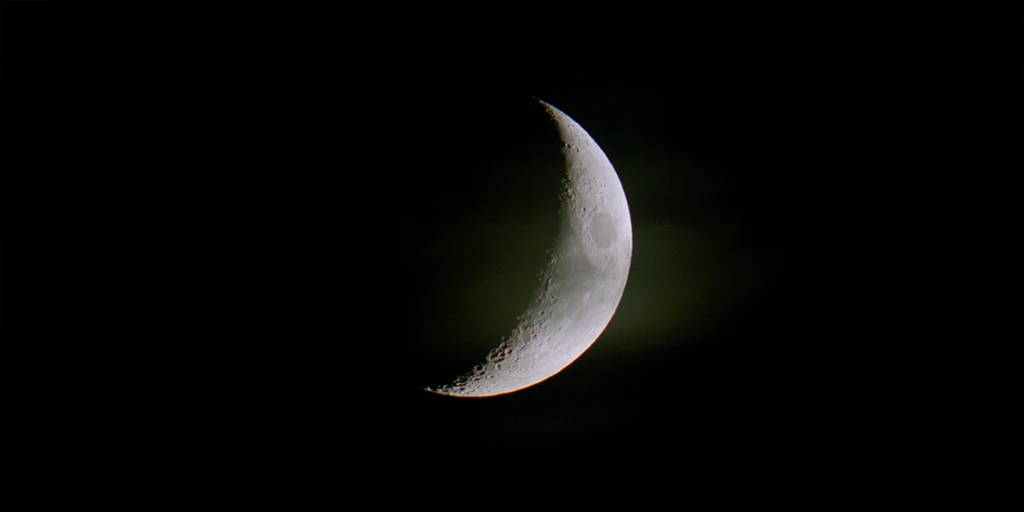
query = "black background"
xmin=4 ymin=1 xmax=1022 ymax=509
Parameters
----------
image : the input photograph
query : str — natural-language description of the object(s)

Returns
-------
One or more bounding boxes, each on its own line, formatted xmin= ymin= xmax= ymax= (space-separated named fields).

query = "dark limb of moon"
xmin=427 ymin=101 xmax=633 ymax=398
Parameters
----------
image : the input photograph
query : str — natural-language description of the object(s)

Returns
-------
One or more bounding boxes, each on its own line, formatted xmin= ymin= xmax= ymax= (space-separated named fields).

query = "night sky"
xmin=5 ymin=1 xmax=1022 ymax=509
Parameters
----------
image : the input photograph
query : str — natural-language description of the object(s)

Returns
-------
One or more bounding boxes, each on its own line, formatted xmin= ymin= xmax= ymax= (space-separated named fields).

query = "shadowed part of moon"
xmin=427 ymin=100 xmax=632 ymax=398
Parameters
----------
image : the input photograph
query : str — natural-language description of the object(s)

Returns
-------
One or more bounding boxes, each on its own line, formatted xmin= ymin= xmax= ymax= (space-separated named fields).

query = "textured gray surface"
xmin=428 ymin=101 xmax=633 ymax=397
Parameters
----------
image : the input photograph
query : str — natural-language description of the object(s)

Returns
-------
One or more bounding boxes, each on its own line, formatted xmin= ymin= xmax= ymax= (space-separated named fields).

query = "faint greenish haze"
xmin=422 ymin=137 xmax=760 ymax=362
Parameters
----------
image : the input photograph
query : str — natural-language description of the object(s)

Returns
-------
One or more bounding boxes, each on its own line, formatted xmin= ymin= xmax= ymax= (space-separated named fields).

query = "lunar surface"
xmin=427 ymin=100 xmax=633 ymax=398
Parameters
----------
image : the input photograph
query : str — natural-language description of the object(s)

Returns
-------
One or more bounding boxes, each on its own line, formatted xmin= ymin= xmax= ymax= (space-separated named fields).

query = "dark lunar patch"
xmin=590 ymin=212 xmax=616 ymax=248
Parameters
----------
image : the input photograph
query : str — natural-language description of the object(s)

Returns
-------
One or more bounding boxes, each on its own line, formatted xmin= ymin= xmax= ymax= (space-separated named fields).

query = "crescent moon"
xmin=427 ymin=100 xmax=633 ymax=397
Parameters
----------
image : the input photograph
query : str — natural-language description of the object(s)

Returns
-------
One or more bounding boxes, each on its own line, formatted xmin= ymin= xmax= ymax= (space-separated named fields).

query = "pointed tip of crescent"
xmin=423 ymin=385 xmax=466 ymax=397
xmin=533 ymin=96 xmax=555 ymax=111
xmin=536 ymin=99 xmax=570 ymax=125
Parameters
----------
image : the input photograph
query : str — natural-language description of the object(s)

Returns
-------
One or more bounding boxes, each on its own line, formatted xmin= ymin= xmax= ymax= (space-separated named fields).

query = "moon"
xmin=427 ymin=100 xmax=633 ymax=398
